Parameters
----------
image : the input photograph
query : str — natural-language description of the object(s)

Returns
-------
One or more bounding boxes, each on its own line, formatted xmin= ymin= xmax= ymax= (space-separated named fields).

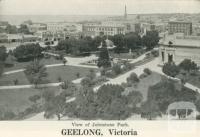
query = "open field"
xmin=177 ymin=71 xmax=200 ymax=89
xmin=136 ymin=72 xmax=165 ymax=101
xmin=0 ymin=72 xmax=30 ymax=86
xmin=5 ymin=57 xmax=62 ymax=72
xmin=0 ymin=87 xmax=59 ymax=113
xmin=46 ymin=65 xmax=98 ymax=83
xmin=0 ymin=65 xmax=98 ymax=86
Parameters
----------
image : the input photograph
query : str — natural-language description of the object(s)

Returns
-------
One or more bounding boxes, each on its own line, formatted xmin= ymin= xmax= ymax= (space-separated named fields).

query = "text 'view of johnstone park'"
xmin=1 ymin=0 xmax=200 ymax=121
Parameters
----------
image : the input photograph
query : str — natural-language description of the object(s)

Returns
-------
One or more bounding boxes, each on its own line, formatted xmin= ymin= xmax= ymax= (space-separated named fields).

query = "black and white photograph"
xmin=0 ymin=0 xmax=200 ymax=122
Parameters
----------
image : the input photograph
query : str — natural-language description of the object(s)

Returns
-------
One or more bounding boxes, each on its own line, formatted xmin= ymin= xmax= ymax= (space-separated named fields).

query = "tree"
xmin=179 ymin=59 xmax=198 ymax=72
xmin=76 ymin=72 xmax=80 ymax=78
xmin=124 ymin=32 xmax=142 ymax=50
xmin=111 ymin=34 xmax=125 ymax=54
xmin=18 ymin=24 xmax=31 ymax=34
xmin=81 ymin=77 xmax=94 ymax=87
xmin=147 ymin=79 xmax=197 ymax=113
xmin=97 ymin=41 xmax=111 ymax=68
xmin=44 ymin=94 xmax=66 ymax=120
xmin=56 ymin=38 xmax=92 ymax=55
xmin=14 ymin=43 xmax=43 ymax=62
xmin=112 ymin=63 xmax=122 ymax=75
xmin=141 ymin=100 xmax=161 ymax=120
xmin=63 ymin=58 xmax=67 ymax=66
xmin=0 ymin=62 xmax=4 ymax=77
xmin=0 ymin=46 xmax=7 ymax=62
xmin=162 ymin=62 xmax=180 ymax=77
xmin=127 ymin=91 xmax=143 ymax=108
xmin=126 ymin=72 xmax=140 ymax=86
xmin=5 ymin=24 xmax=18 ymax=34
xmin=13 ymin=79 xmax=18 ymax=85
xmin=143 ymin=68 xmax=152 ymax=75
xmin=24 ymin=60 xmax=48 ymax=87
xmin=142 ymin=31 xmax=159 ymax=50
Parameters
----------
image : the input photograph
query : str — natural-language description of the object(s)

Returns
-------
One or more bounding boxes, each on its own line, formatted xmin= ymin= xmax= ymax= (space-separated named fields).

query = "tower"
xmin=124 ymin=5 xmax=127 ymax=19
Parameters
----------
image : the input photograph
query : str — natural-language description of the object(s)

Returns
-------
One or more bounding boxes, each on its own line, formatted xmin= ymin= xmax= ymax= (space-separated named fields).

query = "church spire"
xmin=124 ymin=5 xmax=127 ymax=19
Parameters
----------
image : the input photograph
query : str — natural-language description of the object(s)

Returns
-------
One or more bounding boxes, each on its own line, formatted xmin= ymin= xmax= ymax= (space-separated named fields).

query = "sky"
xmin=0 ymin=0 xmax=200 ymax=15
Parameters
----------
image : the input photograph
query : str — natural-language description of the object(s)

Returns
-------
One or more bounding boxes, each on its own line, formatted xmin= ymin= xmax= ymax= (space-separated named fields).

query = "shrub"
xmin=179 ymin=59 xmax=198 ymax=72
xmin=112 ymin=64 xmax=122 ymax=75
xmin=143 ymin=68 xmax=152 ymax=75
xmin=196 ymin=115 xmax=200 ymax=120
xmin=151 ymin=50 xmax=159 ymax=57
xmin=162 ymin=62 xmax=180 ymax=77
xmin=105 ymin=70 xmax=116 ymax=78
xmin=139 ymin=73 xmax=148 ymax=79
xmin=127 ymin=72 xmax=140 ymax=84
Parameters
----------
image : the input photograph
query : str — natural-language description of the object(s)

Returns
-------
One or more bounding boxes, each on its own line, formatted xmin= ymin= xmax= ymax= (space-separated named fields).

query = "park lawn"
xmin=4 ymin=57 xmax=62 ymax=72
xmin=0 ymin=65 xmax=98 ymax=86
xmin=136 ymin=72 xmax=165 ymax=101
xmin=46 ymin=65 xmax=98 ymax=83
xmin=0 ymin=72 xmax=30 ymax=86
xmin=0 ymin=87 xmax=59 ymax=113
xmin=177 ymin=71 xmax=200 ymax=88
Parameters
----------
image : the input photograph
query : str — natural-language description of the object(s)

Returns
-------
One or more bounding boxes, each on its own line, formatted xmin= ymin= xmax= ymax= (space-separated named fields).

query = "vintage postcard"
xmin=0 ymin=0 xmax=200 ymax=137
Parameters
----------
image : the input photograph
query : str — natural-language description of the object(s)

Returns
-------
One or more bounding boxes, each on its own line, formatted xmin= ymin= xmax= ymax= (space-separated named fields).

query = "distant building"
xmin=140 ymin=23 xmax=156 ymax=36
xmin=159 ymin=33 xmax=200 ymax=66
xmin=168 ymin=21 xmax=192 ymax=35
xmin=0 ymin=21 xmax=9 ymax=29
xmin=83 ymin=22 xmax=128 ymax=37
xmin=27 ymin=23 xmax=47 ymax=33
xmin=0 ymin=33 xmax=39 ymax=43
xmin=47 ymin=22 xmax=82 ymax=33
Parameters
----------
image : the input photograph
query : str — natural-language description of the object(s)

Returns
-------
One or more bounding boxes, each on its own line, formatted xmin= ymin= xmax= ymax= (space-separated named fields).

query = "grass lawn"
xmin=0 ymin=65 xmax=98 ymax=86
xmin=46 ymin=65 xmax=98 ymax=83
xmin=0 ymin=87 xmax=59 ymax=113
xmin=177 ymin=71 xmax=200 ymax=88
xmin=0 ymin=72 xmax=30 ymax=86
xmin=135 ymin=72 xmax=165 ymax=101
xmin=4 ymin=57 xmax=62 ymax=72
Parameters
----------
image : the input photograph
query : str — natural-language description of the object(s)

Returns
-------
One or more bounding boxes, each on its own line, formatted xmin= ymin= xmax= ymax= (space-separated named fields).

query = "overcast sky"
xmin=0 ymin=0 xmax=200 ymax=15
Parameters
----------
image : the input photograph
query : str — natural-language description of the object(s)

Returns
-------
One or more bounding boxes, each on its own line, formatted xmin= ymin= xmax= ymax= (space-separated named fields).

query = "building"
xmin=0 ymin=33 xmax=39 ymax=43
xmin=82 ymin=22 xmax=128 ymax=37
xmin=47 ymin=22 xmax=82 ymax=33
xmin=140 ymin=23 xmax=156 ymax=36
xmin=168 ymin=21 xmax=192 ymax=35
xmin=28 ymin=23 xmax=47 ymax=33
xmin=159 ymin=33 xmax=200 ymax=66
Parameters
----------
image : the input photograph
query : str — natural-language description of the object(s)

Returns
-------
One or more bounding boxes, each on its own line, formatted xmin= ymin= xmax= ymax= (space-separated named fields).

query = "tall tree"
xmin=162 ymin=62 xmax=180 ymax=77
xmin=0 ymin=46 xmax=7 ymax=62
xmin=97 ymin=41 xmax=111 ymax=68
xmin=179 ymin=59 xmax=198 ymax=72
xmin=18 ymin=24 xmax=31 ymax=34
xmin=24 ymin=60 xmax=48 ymax=87
xmin=44 ymin=94 xmax=66 ymax=120
xmin=5 ymin=24 xmax=18 ymax=34
xmin=13 ymin=43 xmax=43 ymax=61
xmin=142 ymin=31 xmax=159 ymax=50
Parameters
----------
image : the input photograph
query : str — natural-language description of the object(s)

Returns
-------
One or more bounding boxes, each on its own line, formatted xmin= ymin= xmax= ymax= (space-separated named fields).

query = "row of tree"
xmin=0 ymin=24 xmax=32 ymax=34
xmin=162 ymin=59 xmax=199 ymax=78
xmin=55 ymin=31 xmax=160 ymax=55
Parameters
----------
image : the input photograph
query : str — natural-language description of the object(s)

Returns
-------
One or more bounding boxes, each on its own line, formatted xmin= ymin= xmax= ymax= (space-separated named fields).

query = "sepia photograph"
xmin=0 ymin=0 xmax=200 ymax=122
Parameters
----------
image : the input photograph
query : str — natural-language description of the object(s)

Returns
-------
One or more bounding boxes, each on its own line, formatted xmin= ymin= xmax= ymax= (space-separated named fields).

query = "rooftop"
xmin=159 ymin=34 xmax=200 ymax=48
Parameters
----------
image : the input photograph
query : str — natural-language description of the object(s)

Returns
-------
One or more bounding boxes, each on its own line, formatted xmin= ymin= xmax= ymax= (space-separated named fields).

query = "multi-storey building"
xmin=159 ymin=33 xmax=200 ymax=66
xmin=28 ymin=23 xmax=47 ymax=33
xmin=82 ymin=22 xmax=128 ymax=37
xmin=168 ymin=21 xmax=192 ymax=35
